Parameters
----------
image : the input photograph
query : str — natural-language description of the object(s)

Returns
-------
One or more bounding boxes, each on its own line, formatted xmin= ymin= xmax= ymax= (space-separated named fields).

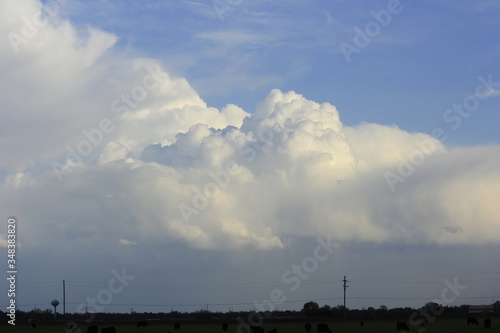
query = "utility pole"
xmin=63 ymin=280 xmax=66 ymax=316
xmin=343 ymin=276 xmax=349 ymax=319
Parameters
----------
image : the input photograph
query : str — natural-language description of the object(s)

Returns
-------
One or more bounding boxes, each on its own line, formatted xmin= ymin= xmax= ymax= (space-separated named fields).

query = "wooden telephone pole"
xmin=63 ymin=280 xmax=66 ymax=316
xmin=343 ymin=276 xmax=349 ymax=319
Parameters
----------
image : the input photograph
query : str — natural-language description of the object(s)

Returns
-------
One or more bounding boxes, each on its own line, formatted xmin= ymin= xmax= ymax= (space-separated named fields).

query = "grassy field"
xmin=1 ymin=317 xmax=498 ymax=333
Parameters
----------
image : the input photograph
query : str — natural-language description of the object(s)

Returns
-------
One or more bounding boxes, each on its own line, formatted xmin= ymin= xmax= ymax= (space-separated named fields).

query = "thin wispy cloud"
xmin=119 ymin=239 xmax=138 ymax=246
xmin=476 ymin=88 xmax=500 ymax=98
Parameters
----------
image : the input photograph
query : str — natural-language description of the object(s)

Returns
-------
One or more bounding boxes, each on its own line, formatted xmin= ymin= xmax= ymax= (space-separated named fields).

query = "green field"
xmin=1 ymin=318 xmax=498 ymax=333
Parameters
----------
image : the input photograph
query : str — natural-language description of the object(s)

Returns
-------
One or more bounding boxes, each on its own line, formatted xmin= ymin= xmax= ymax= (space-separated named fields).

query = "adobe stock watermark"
xmin=339 ymin=0 xmax=404 ymax=63
xmin=178 ymin=161 xmax=240 ymax=222
xmin=7 ymin=0 xmax=67 ymax=54
xmin=52 ymin=267 xmax=135 ymax=333
xmin=408 ymin=277 xmax=467 ymax=332
xmin=178 ymin=121 xmax=285 ymax=223
xmin=213 ymin=0 xmax=244 ymax=21
xmin=384 ymin=137 xmax=437 ymax=193
xmin=51 ymin=64 xmax=169 ymax=182
xmin=75 ymin=267 xmax=135 ymax=321
xmin=384 ymin=74 xmax=500 ymax=192
xmin=236 ymin=236 xmax=341 ymax=332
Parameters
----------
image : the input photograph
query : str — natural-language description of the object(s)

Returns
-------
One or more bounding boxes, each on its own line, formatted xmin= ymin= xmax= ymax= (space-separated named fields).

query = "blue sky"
xmin=1 ymin=0 xmax=500 ymax=316
xmin=58 ymin=0 xmax=500 ymax=145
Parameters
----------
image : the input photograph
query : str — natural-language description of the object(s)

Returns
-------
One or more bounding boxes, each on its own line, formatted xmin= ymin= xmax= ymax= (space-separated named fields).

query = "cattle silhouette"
xmin=28 ymin=319 xmax=37 ymax=329
xmin=101 ymin=327 xmax=116 ymax=333
xmin=222 ymin=322 xmax=229 ymax=333
xmin=360 ymin=321 xmax=364 ymax=327
xmin=174 ymin=322 xmax=181 ymax=330
xmin=484 ymin=318 xmax=491 ymax=329
xmin=137 ymin=321 xmax=148 ymax=327
xmin=268 ymin=328 xmax=277 ymax=333
xmin=305 ymin=323 xmax=312 ymax=333
xmin=250 ymin=326 xmax=265 ymax=333
xmin=317 ymin=323 xmax=331 ymax=333
xmin=396 ymin=322 xmax=409 ymax=331
xmin=86 ymin=325 xmax=98 ymax=333
xmin=467 ymin=317 xmax=479 ymax=326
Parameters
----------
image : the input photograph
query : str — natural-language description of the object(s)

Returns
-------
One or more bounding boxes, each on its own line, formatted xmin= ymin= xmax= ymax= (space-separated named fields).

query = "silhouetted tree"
xmin=302 ymin=301 xmax=320 ymax=316
xmin=318 ymin=305 xmax=332 ymax=316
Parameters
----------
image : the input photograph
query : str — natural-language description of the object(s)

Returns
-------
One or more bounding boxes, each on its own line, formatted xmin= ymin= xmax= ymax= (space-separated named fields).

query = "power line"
xmin=9 ymin=270 xmax=500 ymax=291
xmin=5 ymin=271 xmax=499 ymax=313
xmin=4 ymin=295 xmax=500 ymax=310
xmin=350 ymin=271 xmax=500 ymax=284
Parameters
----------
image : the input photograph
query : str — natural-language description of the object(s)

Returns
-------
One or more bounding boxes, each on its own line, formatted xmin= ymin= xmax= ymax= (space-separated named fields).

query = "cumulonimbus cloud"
xmin=1 ymin=0 xmax=499 ymax=253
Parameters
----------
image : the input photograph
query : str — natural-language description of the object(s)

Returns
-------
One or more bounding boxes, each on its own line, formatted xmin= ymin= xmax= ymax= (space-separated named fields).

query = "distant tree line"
xmin=0 ymin=302 xmax=476 ymax=324
xmin=300 ymin=301 xmax=471 ymax=319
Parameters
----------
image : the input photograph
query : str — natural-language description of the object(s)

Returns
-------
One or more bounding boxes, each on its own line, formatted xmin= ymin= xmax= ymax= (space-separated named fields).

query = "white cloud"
xmin=1 ymin=0 xmax=499 ymax=259
xmin=0 ymin=0 xmax=118 ymax=170
xmin=475 ymin=88 xmax=500 ymax=98
xmin=97 ymin=141 xmax=130 ymax=164
xmin=119 ymin=239 xmax=137 ymax=246
xmin=194 ymin=30 xmax=276 ymax=47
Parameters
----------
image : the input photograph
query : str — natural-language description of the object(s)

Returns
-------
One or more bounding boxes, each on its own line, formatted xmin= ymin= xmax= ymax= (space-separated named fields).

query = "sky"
xmin=1 ymin=0 xmax=500 ymax=316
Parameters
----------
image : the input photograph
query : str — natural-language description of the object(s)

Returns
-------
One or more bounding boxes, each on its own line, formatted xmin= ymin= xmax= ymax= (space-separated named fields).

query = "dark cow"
xmin=268 ymin=328 xmax=277 ymax=333
xmin=102 ymin=327 xmax=116 ymax=333
xmin=222 ymin=323 xmax=229 ymax=333
xmin=137 ymin=321 xmax=148 ymax=327
xmin=467 ymin=317 xmax=479 ymax=326
xmin=305 ymin=323 xmax=312 ymax=333
xmin=484 ymin=318 xmax=491 ymax=329
xmin=317 ymin=323 xmax=331 ymax=333
xmin=174 ymin=322 xmax=181 ymax=330
xmin=28 ymin=319 xmax=37 ymax=329
xmin=360 ymin=321 xmax=364 ymax=328
xmin=66 ymin=323 xmax=78 ymax=331
xmin=396 ymin=322 xmax=409 ymax=332
xmin=250 ymin=326 xmax=265 ymax=333
xmin=86 ymin=325 xmax=98 ymax=333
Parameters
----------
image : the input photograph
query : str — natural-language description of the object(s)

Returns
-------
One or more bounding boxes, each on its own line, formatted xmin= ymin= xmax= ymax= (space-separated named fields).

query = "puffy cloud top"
xmin=1 ymin=0 xmax=499 ymax=254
